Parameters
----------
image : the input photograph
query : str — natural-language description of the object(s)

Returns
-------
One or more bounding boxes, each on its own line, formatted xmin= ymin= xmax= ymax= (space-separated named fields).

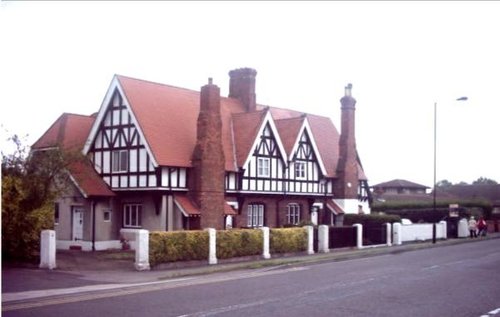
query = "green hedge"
xmin=150 ymin=227 xmax=310 ymax=266
xmin=382 ymin=208 xmax=485 ymax=223
xmin=343 ymin=214 xmax=401 ymax=226
xmin=372 ymin=199 xmax=493 ymax=219
xmin=270 ymin=228 xmax=307 ymax=254
xmin=216 ymin=229 xmax=263 ymax=259
xmin=149 ymin=231 xmax=209 ymax=267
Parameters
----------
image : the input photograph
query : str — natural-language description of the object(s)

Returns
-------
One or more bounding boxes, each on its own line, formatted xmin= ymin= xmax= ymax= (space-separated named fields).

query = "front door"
xmin=72 ymin=207 xmax=84 ymax=241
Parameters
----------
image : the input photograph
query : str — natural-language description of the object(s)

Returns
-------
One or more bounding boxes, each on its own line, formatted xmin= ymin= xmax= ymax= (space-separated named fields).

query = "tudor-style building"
xmin=32 ymin=67 xmax=371 ymax=251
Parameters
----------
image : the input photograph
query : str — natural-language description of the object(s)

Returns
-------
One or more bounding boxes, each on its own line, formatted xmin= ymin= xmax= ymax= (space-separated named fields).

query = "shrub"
xmin=382 ymin=206 xmax=488 ymax=223
xmin=2 ymin=175 xmax=55 ymax=262
xmin=343 ymin=214 xmax=401 ymax=227
xmin=216 ymin=229 xmax=263 ymax=259
xmin=372 ymin=199 xmax=493 ymax=220
xmin=149 ymin=231 xmax=209 ymax=267
xmin=270 ymin=227 xmax=307 ymax=254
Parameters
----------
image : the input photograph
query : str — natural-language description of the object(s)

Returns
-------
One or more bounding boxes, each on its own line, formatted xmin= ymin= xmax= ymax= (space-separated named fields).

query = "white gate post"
xmin=458 ymin=218 xmax=469 ymax=238
xmin=304 ymin=225 xmax=314 ymax=255
xmin=135 ymin=229 xmax=150 ymax=271
xmin=260 ymin=227 xmax=271 ymax=259
xmin=206 ymin=228 xmax=218 ymax=265
xmin=393 ymin=222 xmax=402 ymax=245
xmin=318 ymin=225 xmax=330 ymax=253
xmin=386 ymin=223 xmax=392 ymax=246
xmin=439 ymin=220 xmax=447 ymax=239
xmin=353 ymin=224 xmax=363 ymax=249
xmin=39 ymin=230 xmax=56 ymax=270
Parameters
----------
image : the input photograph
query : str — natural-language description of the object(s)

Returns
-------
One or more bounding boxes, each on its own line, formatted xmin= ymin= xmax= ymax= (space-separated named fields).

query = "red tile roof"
xmin=116 ymin=75 xmax=369 ymax=179
xmin=174 ymin=195 xmax=201 ymax=217
xmin=32 ymin=113 xmax=114 ymax=197
xmin=372 ymin=179 xmax=429 ymax=189
xmin=326 ymin=200 xmax=345 ymax=215
xmin=32 ymin=113 xmax=95 ymax=151
xmin=38 ymin=75 xmax=368 ymax=191
xmin=117 ymin=75 xmax=247 ymax=171
xmin=275 ymin=116 xmax=304 ymax=157
xmin=224 ymin=203 xmax=237 ymax=216
xmin=69 ymin=160 xmax=115 ymax=197
xmin=173 ymin=195 xmax=236 ymax=216
xmin=232 ymin=110 xmax=268 ymax=167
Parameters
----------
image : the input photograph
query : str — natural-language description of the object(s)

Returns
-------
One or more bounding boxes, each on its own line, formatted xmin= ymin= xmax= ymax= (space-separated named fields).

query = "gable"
xmin=269 ymin=108 xmax=340 ymax=178
xmin=288 ymin=118 xmax=327 ymax=176
xmin=84 ymin=81 xmax=158 ymax=188
xmin=241 ymin=110 xmax=288 ymax=169
xmin=83 ymin=76 xmax=158 ymax=167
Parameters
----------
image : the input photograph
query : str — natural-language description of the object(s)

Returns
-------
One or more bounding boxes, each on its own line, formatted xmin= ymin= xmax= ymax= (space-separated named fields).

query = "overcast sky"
xmin=1 ymin=1 xmax=499 ymax=188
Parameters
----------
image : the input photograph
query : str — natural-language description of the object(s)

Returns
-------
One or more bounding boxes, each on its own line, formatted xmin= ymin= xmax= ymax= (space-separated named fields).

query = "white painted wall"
xmin=398 ymin=222 xmax=447 ymax=243
xmin=334 ymin=199 xmax=371 ymax=214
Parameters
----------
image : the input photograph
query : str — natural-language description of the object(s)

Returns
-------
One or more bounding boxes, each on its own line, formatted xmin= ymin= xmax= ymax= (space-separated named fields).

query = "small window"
xmin=112 ymin=150 xmax=128 ymax=172
xmin=103 ymin=209 xmax=111 ymax=222
xmin=123 ymin=204 xmax=142 ymax=228
xmin=286 ymin=203 xmax=301 ymax=225
xmin=54 ymin=203 xmax=59 ymax=225
xmin=295 ymin=161 xmax=306 ymax=179
xmin=257 ymin=157 xmax=270 ymax=177
xmin=247 ymin=204 xmax=264 ymax=228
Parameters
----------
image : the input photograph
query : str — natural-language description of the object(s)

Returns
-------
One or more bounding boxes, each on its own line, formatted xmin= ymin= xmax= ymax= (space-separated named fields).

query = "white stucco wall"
xmin=399 ymin=222 xmax=447 ymax=242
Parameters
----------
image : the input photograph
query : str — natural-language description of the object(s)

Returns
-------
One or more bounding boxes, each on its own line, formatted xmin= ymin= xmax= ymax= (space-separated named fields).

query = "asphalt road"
xmin=4 ymin=239 xmax=500 ymax=317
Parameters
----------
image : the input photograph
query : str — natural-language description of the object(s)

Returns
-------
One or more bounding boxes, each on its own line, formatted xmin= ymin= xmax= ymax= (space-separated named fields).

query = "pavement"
xmin=2 ymin=232 xmax=500 ymax=306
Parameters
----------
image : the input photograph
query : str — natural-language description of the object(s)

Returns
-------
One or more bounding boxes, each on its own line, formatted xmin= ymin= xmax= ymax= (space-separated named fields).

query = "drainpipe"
xmin=91 ymin=200 xmax=96 ymax=251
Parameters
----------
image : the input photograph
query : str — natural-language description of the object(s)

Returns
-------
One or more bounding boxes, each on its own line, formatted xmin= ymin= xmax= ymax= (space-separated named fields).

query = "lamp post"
xmin=433 ymin=96 xmax=468 ymax=243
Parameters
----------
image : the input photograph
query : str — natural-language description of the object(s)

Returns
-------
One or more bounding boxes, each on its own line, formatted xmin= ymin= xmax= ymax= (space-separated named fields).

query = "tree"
xmin=472 ymin=177 xmax=498 ymax=185
xmin=436 ymin=179 xmax=453 ymax=188
xmin=2 ymin=134 xmax=76 ymax=262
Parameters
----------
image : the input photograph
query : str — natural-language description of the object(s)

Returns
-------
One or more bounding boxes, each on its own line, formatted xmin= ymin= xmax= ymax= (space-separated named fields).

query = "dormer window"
xmin=295 ymin=161 xmax=306 ymax=179
xmin=257 ymin=157 xmax=270 ymax=177
xmin=112 ymin=150 xmax=128 ymax=172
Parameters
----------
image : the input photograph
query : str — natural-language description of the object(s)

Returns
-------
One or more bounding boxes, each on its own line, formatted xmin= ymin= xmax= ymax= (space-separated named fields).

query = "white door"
xmin=72 ymin=207 xmax=84 ymax=241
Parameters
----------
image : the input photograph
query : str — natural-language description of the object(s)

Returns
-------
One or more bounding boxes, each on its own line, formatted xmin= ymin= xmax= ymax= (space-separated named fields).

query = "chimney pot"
xmin=345 ymin=83 xmax=353 ymax=97
xmin=208 ymin=77 xmax=213 ymax=85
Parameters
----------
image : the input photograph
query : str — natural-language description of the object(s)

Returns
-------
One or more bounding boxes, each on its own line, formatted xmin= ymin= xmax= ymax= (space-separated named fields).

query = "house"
xmin=371 ymin=179 xmax=430 ymax=203
xmin=31 ymin=68 xmax=371 ymax=251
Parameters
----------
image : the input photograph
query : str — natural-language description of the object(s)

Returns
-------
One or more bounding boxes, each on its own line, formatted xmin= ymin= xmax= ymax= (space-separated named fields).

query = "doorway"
xmin=72 ymin=207 xmax=84 ymax=241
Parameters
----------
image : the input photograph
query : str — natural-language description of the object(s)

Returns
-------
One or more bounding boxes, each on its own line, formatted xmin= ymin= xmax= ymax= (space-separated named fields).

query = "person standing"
xmin=468 ymin=216 xmax=478 ymax=238
xmin=477 ymin=217 xmax=487 ymax=237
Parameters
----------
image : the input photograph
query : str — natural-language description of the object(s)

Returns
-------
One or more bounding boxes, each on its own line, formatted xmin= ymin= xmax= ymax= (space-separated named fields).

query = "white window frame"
xmin=247 ymin=204 xmax=264 ymax=228
xmin=295 ymin=161 xmax=306 ymax=179
xmin=123 ymin=204 xmax=142 ymax=228
xmin=257 ymin=157 xmax=270 ymax=177
xmin=112 ymin=150 xmax=128 ymax=172
xmin=286 ymin=203 xmax=301 ymax=225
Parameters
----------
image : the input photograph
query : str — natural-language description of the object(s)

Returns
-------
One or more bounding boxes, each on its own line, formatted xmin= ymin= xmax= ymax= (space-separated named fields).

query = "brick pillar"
xmin=191 ymin=78 xmax=226 ymax=230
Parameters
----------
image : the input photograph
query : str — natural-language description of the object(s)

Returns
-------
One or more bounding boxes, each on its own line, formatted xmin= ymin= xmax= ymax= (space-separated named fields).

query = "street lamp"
xmin=432 ymin=96 xmax=468 ymax=243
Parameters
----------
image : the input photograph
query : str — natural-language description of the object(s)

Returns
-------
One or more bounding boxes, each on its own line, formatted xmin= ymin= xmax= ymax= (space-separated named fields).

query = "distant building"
xmin=371 ymin=179 xmax=430 ymax=203
xmin=32 ymin=68 xmax=371 ymax=251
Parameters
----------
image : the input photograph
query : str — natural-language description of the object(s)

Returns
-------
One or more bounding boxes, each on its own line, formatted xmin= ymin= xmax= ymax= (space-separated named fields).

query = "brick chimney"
xmin=190 ymin=77 xmax=226 ymax=229
xmin=334 ymin=83 xmax=359 ymax=199
xmin=228 ymin=68 xmax=257 ymax=112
